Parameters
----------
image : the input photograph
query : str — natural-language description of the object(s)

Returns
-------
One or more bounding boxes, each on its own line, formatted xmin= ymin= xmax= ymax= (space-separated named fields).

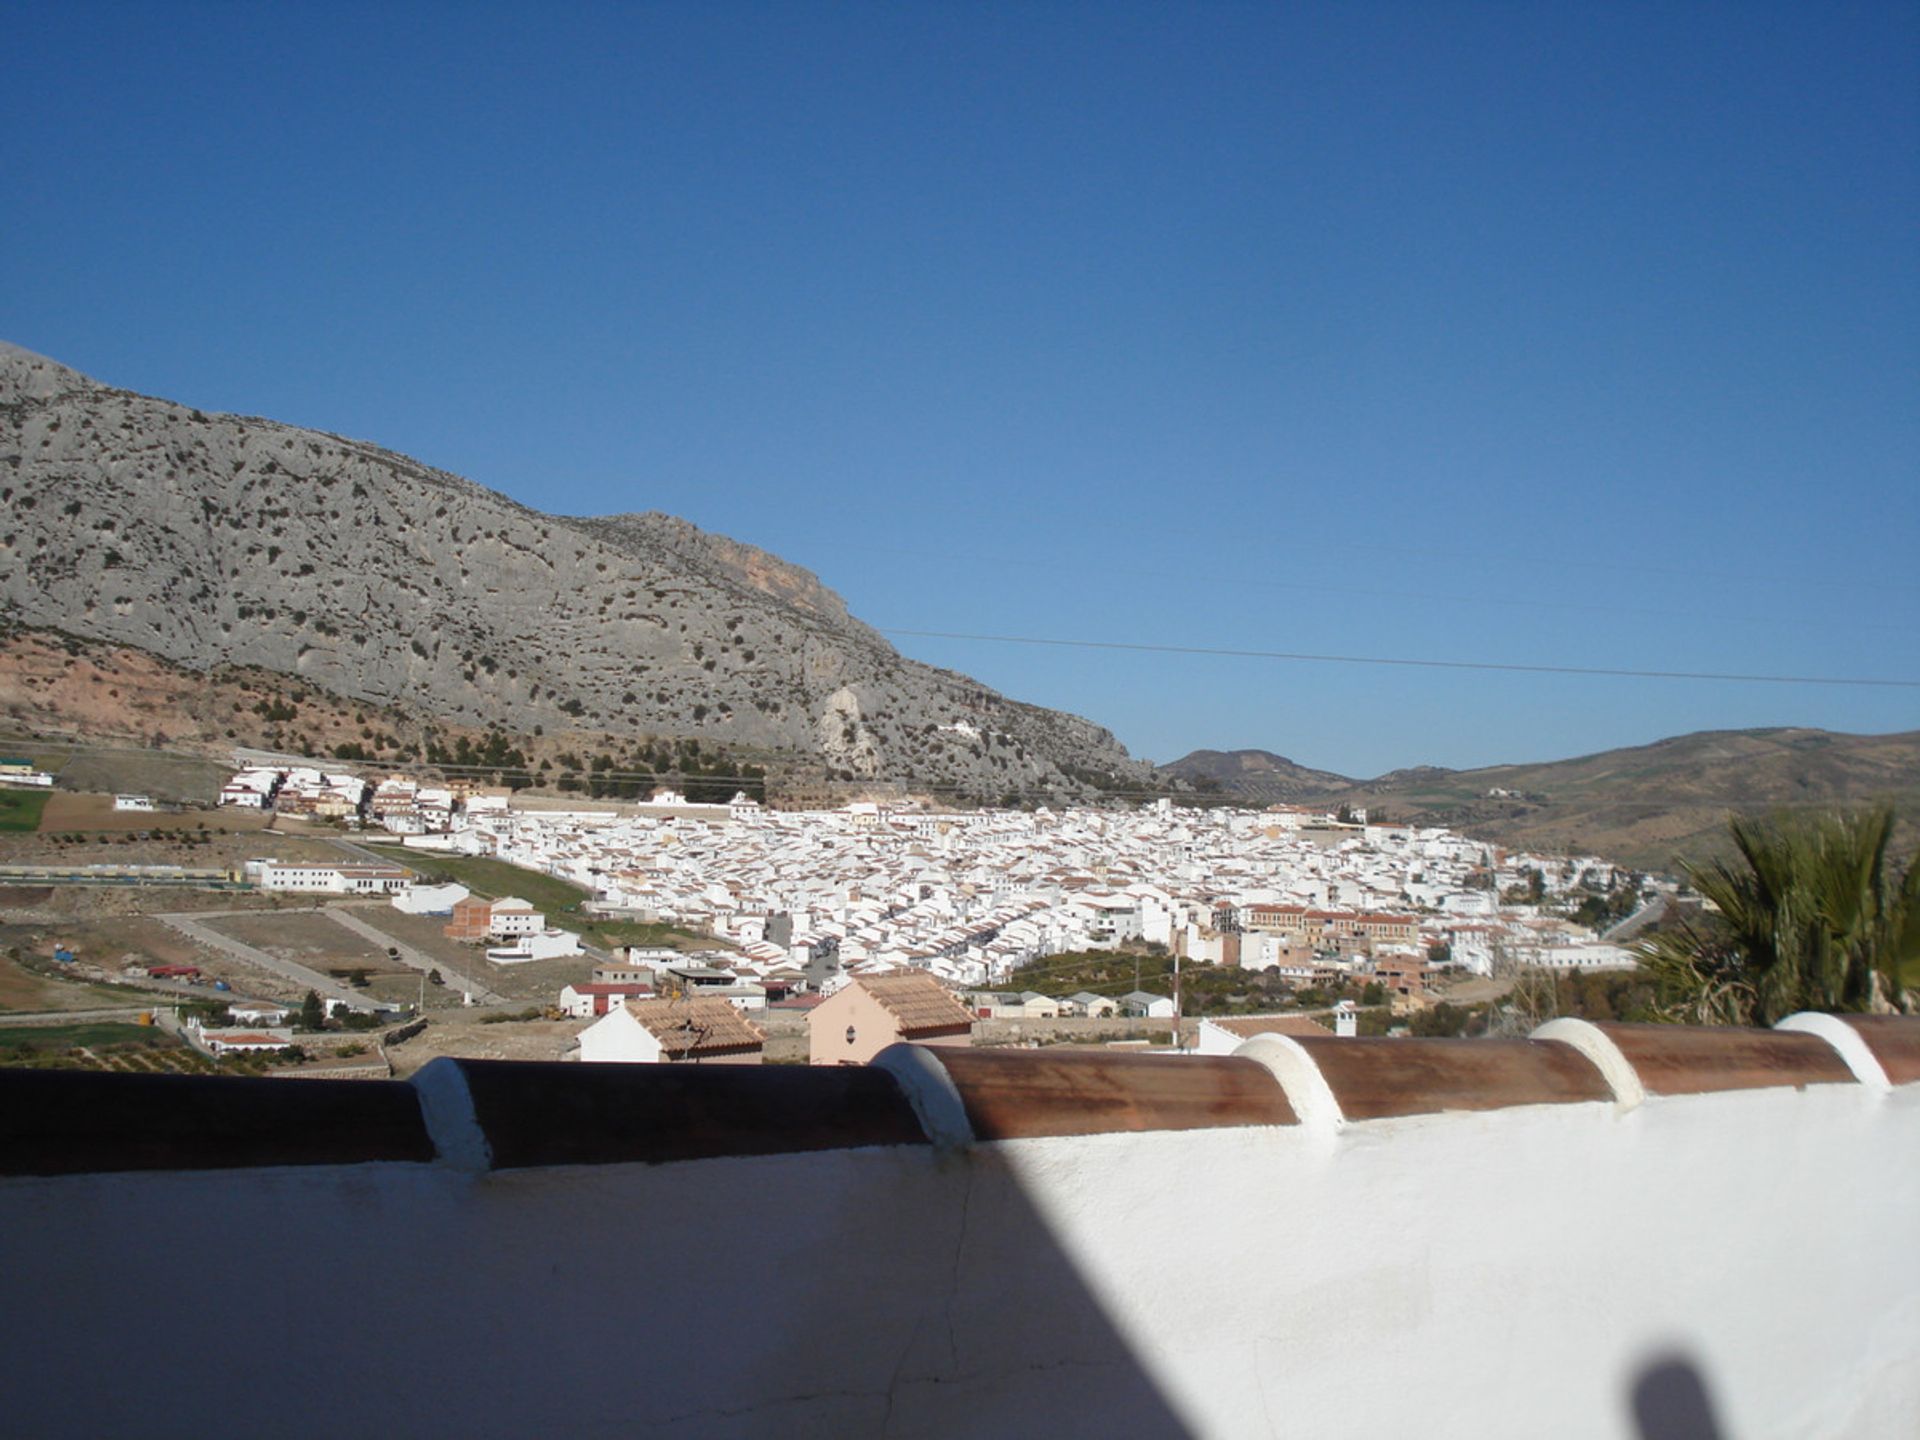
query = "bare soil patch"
xmin=0 ymin=814 xmax=339 ymax=869
xmin=208 ymin=910 xmax=403 ymax=974
xmin=37 ymin=793 xmax=267 ymax=833
xmin=384 ymin=1013 xmax=589 ymax=1076
xmin=350 ymin=906 xmax=599 ymax=1002
xmin=0 ymin=951 xmax=143 ymax=1013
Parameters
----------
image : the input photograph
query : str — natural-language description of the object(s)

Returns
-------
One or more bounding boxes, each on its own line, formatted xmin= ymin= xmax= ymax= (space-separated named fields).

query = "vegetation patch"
xmin=0 ymin=1020 xmax=170 ymax=1052
xmin=1003 ymin=946 xmax=1386 ymax=1017
xmin=0 ymin=1021 xmax=254 ymax=1074
xmin=0 ymin=789 xmax=49 ymax=833
xmin=360 ymin=845 xmax=589 ymax=913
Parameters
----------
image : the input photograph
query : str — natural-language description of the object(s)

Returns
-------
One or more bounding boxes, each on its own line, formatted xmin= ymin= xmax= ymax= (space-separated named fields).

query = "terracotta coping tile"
xmin=7 ymin=1018 xmax=1911 ymax=1176
xmin=447 ymin=1059 xmax=929 ymax=1169
xmin=1592 ymin=1023 xmax=1856 ymax=1096
xmin=0 ymin=1071 xmax=433 ymax=1176
xmin=1290 ymin=1037 xmax=1611 ymax=1121
xmin=922 ymin=1047 xmax=1298 ymax=1140
xmin=1831 ymin=1016 xmax=1920 ymax=1087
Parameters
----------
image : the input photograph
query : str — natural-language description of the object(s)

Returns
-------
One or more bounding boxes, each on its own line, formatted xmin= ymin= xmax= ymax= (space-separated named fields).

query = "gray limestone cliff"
xmin=0 ymin=342 xmax=1151 ymax=797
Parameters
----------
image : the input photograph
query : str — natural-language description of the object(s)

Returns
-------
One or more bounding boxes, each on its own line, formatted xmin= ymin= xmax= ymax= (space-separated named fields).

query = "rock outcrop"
xmin=0 ymin=342 xmax=1151 ymax=798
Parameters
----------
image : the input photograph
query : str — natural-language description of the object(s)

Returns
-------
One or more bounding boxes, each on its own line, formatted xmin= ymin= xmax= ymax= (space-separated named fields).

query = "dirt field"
xmin=37 ymin=793 xmax=274 ymax=833
xmin=345 ymin=906 xmax=511 ymax=973
xmin=0 ymin=887 xmax=371 ymax=1011
xmin=0 ymin=949 xmax=145 ymax=1014
xmin=348 ymin=905 xmax=603 ymax=1002
xmin=211 ymin=910 xmax=398 ymax=968
xmin=383 ymin=1012 xmax=589 ymax=1075
xmin=0 ymin=798 xmax=343 ymax=868
xmin=44 ymin=749 xmax=234 ymax=806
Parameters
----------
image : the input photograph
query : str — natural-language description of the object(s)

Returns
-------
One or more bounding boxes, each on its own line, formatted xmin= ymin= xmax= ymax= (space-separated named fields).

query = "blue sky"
xmin=5 ymin=2 xmax=1915 ymax=777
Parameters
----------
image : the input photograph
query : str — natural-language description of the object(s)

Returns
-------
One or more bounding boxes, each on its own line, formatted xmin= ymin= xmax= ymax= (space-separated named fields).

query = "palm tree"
xmin=1639 ymin=807 xmax=1918 ymax=1025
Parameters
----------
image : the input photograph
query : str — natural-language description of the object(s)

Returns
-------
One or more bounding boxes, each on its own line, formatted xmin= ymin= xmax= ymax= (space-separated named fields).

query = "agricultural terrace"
xmin=0 ymin=1021 xmax=271 ymax=1074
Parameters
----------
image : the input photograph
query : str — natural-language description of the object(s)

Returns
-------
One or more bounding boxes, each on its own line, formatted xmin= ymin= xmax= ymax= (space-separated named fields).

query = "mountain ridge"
xmin=1166 ymin=728 xmax=1920 ymax=867
xmin=0 ymin=342 xmax=1152 ymax=798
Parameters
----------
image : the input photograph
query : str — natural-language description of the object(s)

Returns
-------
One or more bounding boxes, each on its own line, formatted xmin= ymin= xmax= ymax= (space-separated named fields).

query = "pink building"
xmin=808 ymin=971 xmax=974 ymax=1067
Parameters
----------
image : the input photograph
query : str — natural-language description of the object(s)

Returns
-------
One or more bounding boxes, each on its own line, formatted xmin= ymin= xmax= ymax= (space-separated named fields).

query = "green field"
xmin=360 ymin=844 xmax=720 ymax=951
xmin=0 ymin=788 xmax=50 ymax=832
xmin=361 ymin=845 xmax=589 ymax=912
xmin=0 ymin=1021 xmax=174 ymax=1052
xmin=0 ymin=1020 xmax=240 ymax=1073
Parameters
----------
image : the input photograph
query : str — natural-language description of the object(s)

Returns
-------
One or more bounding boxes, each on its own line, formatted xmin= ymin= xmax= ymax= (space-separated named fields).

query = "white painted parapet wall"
xmin=2 ymin=1016 xmax=1916 ymax=1438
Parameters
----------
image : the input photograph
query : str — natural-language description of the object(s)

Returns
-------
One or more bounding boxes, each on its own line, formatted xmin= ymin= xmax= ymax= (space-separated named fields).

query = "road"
xmin=158 ymin=911 xmax=370 ymax=1010
xmin=1603 ymin=895 xmax=1668 ymax=943
xmin=324 ymin=904 xmax=503 ymax=1006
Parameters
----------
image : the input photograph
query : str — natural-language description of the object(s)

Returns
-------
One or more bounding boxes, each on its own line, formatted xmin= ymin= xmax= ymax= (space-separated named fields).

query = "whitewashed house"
xmin=578 ymin=996 xmax=765 ymax=1065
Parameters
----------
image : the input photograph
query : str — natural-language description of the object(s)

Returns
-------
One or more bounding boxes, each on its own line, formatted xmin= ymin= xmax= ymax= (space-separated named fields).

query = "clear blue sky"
xmin=6 ymin=2 xmax=1916 ymax=777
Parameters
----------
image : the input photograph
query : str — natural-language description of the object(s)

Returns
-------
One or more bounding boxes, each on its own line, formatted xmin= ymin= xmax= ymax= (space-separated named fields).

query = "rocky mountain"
xmin=0 ymin=342 xmax=1152 ymax=798
xmin=1168 ymin=729 xmax=1920 ymax=869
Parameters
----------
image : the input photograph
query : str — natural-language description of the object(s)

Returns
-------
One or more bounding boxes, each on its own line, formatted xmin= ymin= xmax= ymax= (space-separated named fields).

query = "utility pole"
xmin=1172 ymin=947 xmax=1182 ymax=1053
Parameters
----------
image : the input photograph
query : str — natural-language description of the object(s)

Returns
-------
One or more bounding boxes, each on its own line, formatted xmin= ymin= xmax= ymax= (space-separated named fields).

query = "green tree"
xmin=1638 ymin=807 xmax=1919 ymax=1025
xmin=298 ymin=990 xmax=325 ymax=1031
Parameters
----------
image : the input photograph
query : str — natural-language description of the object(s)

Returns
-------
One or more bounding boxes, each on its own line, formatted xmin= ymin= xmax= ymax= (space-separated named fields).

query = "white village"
xmin=220 ymin=760 xmax=1660 ymax=1065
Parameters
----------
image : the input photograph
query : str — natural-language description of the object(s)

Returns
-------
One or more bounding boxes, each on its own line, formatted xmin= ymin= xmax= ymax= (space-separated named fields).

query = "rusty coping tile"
xmin=0 ymin=1070 xmax=434 ymax=1176
xmin=1592 ymin=1022 xmax=1857 ymax=1096
xmin=1831 ymin=1016 xmax=1920 ymax=1087
xmin=923 ymin=1046 xmax=1299 ymax=1141
xmin=450 ymin=1059 xmax=929 ymax=1169
xmin=1292 ymin=1037 xmax=1612 ymax=1121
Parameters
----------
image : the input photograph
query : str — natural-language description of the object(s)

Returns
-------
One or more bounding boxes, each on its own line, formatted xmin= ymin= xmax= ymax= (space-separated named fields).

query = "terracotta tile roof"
xmin=623 ymin=997 xmax=766 ymax=1058
xmin=856 ymin=971 xmax=975 ymax=1036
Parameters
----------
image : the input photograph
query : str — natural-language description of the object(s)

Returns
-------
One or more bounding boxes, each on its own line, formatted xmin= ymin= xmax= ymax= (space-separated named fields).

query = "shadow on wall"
xmin=1631 ymin=1352 xmax=1725 ymax=1440
xmin=0 ymin=1072 xmax=1196 ymax=1438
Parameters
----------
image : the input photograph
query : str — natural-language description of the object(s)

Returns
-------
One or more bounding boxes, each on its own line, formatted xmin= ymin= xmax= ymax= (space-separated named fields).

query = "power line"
xmin=8 ymin=734 xmax=1909 ymax=809
xmin=880 ymin=629 xmax=1920 ymax=689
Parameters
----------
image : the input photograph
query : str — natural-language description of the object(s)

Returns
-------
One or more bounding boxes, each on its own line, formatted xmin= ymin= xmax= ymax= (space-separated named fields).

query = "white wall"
xmin=1 ymin=1052 xmax=1915 ymax=1437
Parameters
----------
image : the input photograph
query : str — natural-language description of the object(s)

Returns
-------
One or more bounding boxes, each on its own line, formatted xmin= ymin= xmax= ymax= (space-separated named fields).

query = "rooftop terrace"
xmin=4 ymin=1015 xmax=1916 ymax=1436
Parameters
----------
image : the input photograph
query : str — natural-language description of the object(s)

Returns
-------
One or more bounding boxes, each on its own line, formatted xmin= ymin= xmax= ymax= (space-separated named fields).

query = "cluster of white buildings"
xmin=366 ymin=793 xmax=1648 ymax=993
xmin=0 ymin=757 xmax=54 ymax=789
xmin=219 ymin=765 xmax=367 ymax=818
xmin=246 ymin=858 xmax=414 ymax=894
xmin=219 ymin=758 xmax=526 ymax=833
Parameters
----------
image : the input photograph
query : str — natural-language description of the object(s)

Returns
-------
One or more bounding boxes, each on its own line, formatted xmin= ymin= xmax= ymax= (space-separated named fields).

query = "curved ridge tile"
xmin=1589 ymin=1022 xmax=1855 ymax=1096
xmin=1827 ymin=1015 xmax=1920 ymax=1087
xmin=1290 ymin=1036 xmax=1612 ymax=1121
xmin=914 ymin=1046 xmax=1298 ymax=1140
xmin=442 ymin=1058 xmax=929 ymax=1169
xmin=0 ymin=1070 xmax=433 ymax=1176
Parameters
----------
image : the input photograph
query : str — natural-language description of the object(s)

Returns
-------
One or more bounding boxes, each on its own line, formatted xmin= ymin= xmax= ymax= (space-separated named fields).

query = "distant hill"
xmin=0 ymin=342 xmax=1153 ymax=800
xmin=1164 ymin=729 xmax=1920 ymax=870
xmin=1160 ymin=749 xmax=1352 ymax=804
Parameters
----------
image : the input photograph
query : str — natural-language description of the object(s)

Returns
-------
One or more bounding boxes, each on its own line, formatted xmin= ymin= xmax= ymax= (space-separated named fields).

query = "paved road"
xmin=158 ymin=911 xmax=370 ymax=1011
xmin=324 ymin=904 xmax=502 ymax=1006
xmin=1603 ymin=895 xmax=1668 ymax=943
